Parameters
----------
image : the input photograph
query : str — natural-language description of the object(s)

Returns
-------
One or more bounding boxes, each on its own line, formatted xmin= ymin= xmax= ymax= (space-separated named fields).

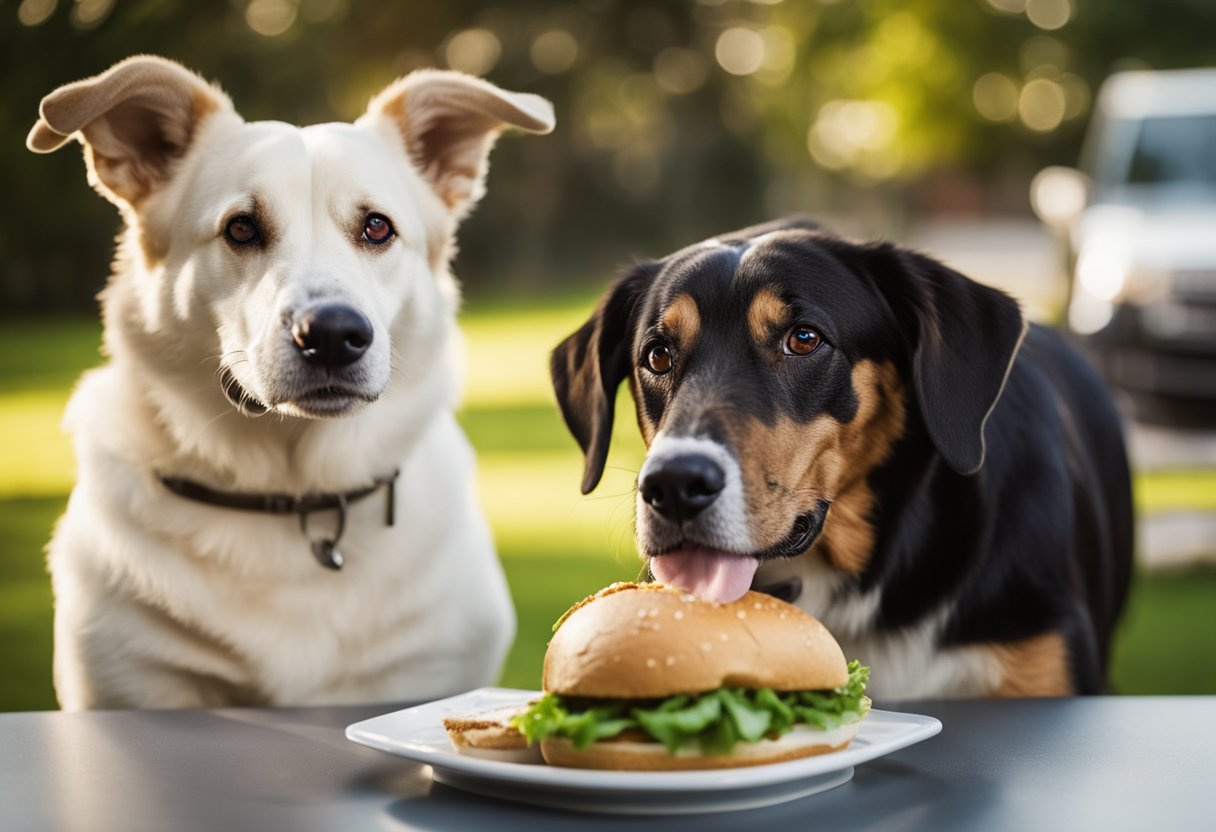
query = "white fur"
xmin=34 ymin=58 xmax=554 ymax=710
xmin=754 ymin=555 xmax=1004 ymax=699
xmin=841 ymin=613 xmax=1004 ymax=700
xmin=636 ymin=434 xmax=753 ymax=553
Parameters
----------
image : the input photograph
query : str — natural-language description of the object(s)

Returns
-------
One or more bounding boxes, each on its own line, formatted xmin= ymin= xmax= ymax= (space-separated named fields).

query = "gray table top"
xmin=1 ymin=696 xmax=1211 ymax=831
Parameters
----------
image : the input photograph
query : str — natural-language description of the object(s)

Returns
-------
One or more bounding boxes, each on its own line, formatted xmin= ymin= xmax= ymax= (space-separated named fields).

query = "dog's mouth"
xmin=647 ymin=500 xmax=830 ymax=604
xmin=753 ymin=500 xmax=831 ymax=560
xmin=220 ymin=369 xmax=375 ymax=419
xmin=220 ymin=369 xmax=268 ymax=416
xmin=288 ymin=385 xmax=377 ymax=417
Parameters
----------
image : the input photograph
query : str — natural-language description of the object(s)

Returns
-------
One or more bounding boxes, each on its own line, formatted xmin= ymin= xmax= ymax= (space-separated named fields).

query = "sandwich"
xmin=512 ymin=582 xmax=870 ymax=770
xmin=442 ymin=703 xmax=543 ymax=763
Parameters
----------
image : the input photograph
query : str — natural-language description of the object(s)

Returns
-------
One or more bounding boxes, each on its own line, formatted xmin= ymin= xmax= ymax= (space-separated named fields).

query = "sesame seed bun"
xmin=542 ymin=582 xmax=849 ymax=699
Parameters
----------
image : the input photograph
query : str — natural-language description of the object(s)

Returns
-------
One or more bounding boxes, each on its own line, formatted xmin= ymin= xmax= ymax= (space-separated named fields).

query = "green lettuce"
xmin=512 ymin=660 xmax=871 ymax=755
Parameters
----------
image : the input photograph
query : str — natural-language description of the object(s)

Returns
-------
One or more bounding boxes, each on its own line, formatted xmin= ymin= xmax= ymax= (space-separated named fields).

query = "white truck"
xmin=1031 ymin=68 xmax=1216 ymax=426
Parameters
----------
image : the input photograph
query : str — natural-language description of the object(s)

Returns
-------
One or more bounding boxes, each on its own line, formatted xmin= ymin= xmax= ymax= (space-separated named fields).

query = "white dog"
xmin=27 ymin=56 xmax=553 ymax=710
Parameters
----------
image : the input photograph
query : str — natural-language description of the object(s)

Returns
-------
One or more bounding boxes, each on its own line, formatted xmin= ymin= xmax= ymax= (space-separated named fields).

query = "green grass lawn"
xmin=1 ymin=308 xmax=1214 ymax=711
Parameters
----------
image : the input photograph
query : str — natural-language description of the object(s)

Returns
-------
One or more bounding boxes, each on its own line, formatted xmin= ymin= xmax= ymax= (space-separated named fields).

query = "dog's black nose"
xmin=292 ymin=305 xmax=373 ymax=368
xmin=639 ymin=454 xmax=725 ymax=523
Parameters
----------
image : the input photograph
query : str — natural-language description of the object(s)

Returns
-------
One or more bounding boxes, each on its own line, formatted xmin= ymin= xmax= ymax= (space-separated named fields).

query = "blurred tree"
xmin=2 ymin=0 xmax=1214 ymax=312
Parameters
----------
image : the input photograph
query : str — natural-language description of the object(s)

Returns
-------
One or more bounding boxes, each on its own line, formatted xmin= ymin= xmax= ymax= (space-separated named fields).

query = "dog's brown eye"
xmin=785 ymin=326 xmax=822 ymax=356
xmin=363 ymin=214 xmax=394 ymax=245
xmin=225 ymin=216 xmax=259 ymax=245
xmin=646 ymin=344 xmax=673 ymax=374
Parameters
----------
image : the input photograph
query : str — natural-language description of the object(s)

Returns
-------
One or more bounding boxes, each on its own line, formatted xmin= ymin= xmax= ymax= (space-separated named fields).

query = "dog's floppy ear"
xmin=860 ymin=243 xmax=1027 ymax=476
xmin=551 ymin=261 xmax=660 ymax=494
xmin=364 ymin=70 xmax=554 ymax=219
xmin=26 ymin=55 xmax=234 ymax=208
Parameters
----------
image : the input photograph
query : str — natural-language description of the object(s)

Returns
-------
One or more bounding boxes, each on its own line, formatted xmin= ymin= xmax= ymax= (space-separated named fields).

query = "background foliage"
xmin=5 ymin=0 xmax=1216 ymax=311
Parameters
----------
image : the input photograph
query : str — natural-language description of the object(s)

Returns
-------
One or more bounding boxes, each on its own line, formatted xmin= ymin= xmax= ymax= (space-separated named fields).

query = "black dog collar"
xmin=158 ymin=469 xmax=399 ymax=570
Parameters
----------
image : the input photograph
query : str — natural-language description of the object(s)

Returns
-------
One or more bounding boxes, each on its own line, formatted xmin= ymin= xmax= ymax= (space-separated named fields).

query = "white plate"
xmin=346 ymin=687 xmax=942 ymax=815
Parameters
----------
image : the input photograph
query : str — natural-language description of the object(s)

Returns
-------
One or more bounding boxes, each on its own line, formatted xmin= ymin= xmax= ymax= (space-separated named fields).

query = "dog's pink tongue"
xmin=649 ymin=549 xmax=759 ymax=604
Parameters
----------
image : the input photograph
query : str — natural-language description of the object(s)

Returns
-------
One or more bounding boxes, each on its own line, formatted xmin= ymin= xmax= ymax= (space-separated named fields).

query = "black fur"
xmin=551 ymin=218 xmax=1134 ymax=694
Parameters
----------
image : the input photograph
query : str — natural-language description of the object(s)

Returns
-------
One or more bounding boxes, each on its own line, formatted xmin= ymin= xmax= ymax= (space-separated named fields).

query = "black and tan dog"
xmin=551 ymin=218 xmax=1133 ymax=698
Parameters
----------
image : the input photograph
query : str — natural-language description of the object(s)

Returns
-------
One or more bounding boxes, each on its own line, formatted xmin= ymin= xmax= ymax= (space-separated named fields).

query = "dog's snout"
xmin=639 ymin=454 xmax=725 ymax=523
xmin=292 ymin=305 xmax=373 ymax=368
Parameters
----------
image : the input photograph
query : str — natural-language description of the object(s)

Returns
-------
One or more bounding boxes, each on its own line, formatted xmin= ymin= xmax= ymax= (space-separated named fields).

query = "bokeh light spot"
xmin=246 ymin=0 xmax=298 ymax=37
xmin=654 ymin=47 xmax=709 ymax=95
xmin=1026 ymin=0 xmax=1071 ymax=30
xmin=756 ymin=25 xmax=796 ymax=84
xmin=973 ymin=73 xmax=1020 ymax=122
xmin=17 ymin=0 xmax=57 ymax=26
xmin=445 ymin=28 xmax=502 ymax=76
xmin=531 ymin=30 xmax=579 ymax=75
xmin=1030 ymin=166 xmax=1087 ymax=227
xmin=71 ymin=0 xmax=113 ymax=29
xmin=808 ymin=99 xmax=901 ymax=178
xmin=715 ymin=27 xmax=766 ymax=76
xmin=1019 ymin=77 xmax=1067 ymax=132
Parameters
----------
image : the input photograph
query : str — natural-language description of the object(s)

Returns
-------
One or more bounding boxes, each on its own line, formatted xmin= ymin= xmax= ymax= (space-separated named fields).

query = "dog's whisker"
xmin=238 ymin=386 xmax=270 ymax=419
xmin=582 ymin=492 xmax=637 ymax=503
xmin=206 ymin=349 xmax=248 ymax=370
xmin=603 ymin=490 xmax=641 ymax=565
xmin=216 ymin=359 xmax=251 ymax=379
